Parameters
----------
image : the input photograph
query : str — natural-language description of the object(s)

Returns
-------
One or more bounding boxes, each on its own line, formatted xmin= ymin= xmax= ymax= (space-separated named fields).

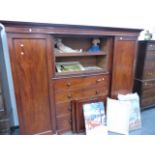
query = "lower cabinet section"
xmin=134 ymin=79 xmax=155 ymax=109
xmin=53 ymin=73 xmax=110 ymax=133
xmin=134 ymin=41 xmax=155 ymax=109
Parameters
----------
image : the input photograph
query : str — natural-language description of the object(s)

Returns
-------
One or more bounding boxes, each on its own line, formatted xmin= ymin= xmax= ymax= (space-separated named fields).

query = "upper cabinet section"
xmin=53 ymin=35 xmax=112 ymax=76
xmin=1 ymin=20 xmax=142 ymax=78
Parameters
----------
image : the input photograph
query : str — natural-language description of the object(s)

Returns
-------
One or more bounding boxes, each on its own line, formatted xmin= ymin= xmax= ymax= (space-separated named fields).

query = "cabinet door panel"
xmin=111 ymin=37 xmax=137 ymax=98
xmin=8 ymin=34 xmax=55 ymax=134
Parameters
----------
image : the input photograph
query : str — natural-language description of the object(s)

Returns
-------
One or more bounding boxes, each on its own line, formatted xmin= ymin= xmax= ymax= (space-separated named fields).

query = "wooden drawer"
xmin=144 ymin=60 xmax=155 ymax=70
xmin=55 ymin=86 xmax=109 ymax=103
xmin=143 ymin=70 xmax=155 ymax=79
xmin=56 ymin=114 xmax=72 ymax=134
xmin=54 ymin=74 xmax=109 ymax=92
xmin=55 ymin=102 xmax=71 ymax=116
xmin=54 ymin=75 xmax=109 ymax=133
xmin=141 ymin=87 xmax=155 ymax=98
xmin=146 ymin=43 xmax=155 ymax=51
xmin=142 ymin=80 xmax=155 ymax=89
xmin=141 ymin=96 xmax=155 ymax=108
xmin=134 ymin=79 xmax=155 ymax=109
xmin=145 ymin=51 xmax=155 ymax=60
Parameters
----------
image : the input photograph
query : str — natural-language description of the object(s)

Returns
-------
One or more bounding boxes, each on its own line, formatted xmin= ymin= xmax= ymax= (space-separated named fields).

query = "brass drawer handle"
xmin=67 ymin=94 xmax=72 ymax=99
xmin=96 ymin=78 xmax=105 ymax=83
xmin=96 ymin=79 xmax=102 ymax=83
xmin=66 ymin=82 xmax=71 ymax=87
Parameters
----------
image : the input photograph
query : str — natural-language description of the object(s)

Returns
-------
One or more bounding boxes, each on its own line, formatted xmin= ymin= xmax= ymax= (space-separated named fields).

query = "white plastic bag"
xmin=118 ymin=93 xmax=141 ymax=131
xmin=106 ymin=97 xmax=131 ymax=135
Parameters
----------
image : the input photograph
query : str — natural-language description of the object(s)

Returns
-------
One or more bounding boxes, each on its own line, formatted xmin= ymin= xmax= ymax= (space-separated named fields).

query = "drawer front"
xmin=55 ymin=102 xmax=71 ymax=116
xmin=146 ymin=43 xmax=155 ymax=51
xmin=141 ymin=87 xmax=155 ymax=98
xmin=56 ymin=115 xmax=72 ymax=133
xmin=55 ymin=86 xmax=109 ymax=103
xmin=144 ymin=60 xmax=155 ymax=70
xmin=54 ymin=74 xmax=109 ymax=92
xmin=54 ymin=75 xmax=109 ymax=133
xmin=141 ymin=96 xmax=155 ymax=108
xmin=145 ymin=51 xmax=155 ymax=60
xmin=142 ymin=80 xmax=155 ymax=89
xmin=143 ymin=70 xmax=155 ymax=79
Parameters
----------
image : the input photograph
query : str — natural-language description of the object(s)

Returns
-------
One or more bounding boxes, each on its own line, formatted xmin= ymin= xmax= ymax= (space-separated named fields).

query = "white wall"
xmin=0 ymin=0 xmax=155 ymax=126
xmin=0 ymin=0 xmax=155 ymax=29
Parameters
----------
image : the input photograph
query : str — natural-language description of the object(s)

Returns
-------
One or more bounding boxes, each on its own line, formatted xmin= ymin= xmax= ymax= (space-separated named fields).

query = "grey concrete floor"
xmin=129 ymin=107 xmax=155 ymax=135
xmin=105 ymin=107 xmax=155 ymax=135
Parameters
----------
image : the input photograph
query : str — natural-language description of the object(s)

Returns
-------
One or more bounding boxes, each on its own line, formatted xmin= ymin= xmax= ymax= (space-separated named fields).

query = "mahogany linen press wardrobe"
xmin=0 ymin=21 xmax=142 ymax=134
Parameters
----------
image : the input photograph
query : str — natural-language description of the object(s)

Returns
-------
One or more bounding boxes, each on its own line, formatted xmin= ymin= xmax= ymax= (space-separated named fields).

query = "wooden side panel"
xmin=8 ymin=34 xmax=55 ymax=134
xmin=0 ymin=70 xmax=10 ymax=134
xmin=111 ymin=36 xmax=137 ymax=98
xmin=0 ymin=77 xmax=4 ymax=110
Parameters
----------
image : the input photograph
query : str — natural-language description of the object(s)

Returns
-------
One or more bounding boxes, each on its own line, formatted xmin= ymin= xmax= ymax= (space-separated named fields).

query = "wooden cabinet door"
xmin=8 ymin=34 xmax=55 ymax=134
xmin=111 ymin=36 xmax=138 ymax=98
